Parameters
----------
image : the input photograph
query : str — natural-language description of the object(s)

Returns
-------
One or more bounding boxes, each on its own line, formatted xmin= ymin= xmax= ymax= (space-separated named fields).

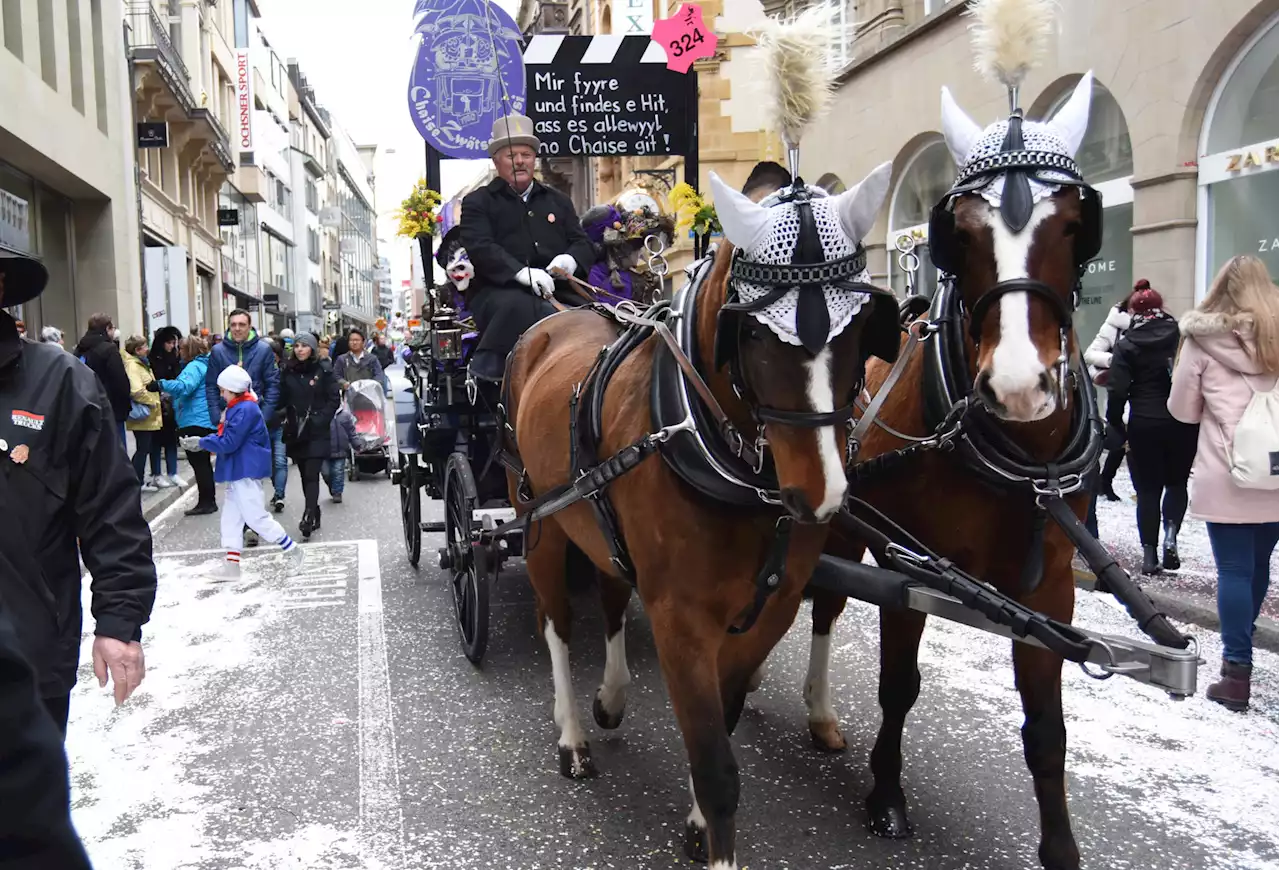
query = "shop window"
xmin=1197 ymin=18 xmax=1279 ymax=296
xmin=886 ymin=139 xmax=955 ymax=299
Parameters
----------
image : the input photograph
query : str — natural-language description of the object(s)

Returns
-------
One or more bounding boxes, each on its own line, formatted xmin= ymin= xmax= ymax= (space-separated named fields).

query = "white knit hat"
xmin=216 ymin=365 xmax=252 ymax=394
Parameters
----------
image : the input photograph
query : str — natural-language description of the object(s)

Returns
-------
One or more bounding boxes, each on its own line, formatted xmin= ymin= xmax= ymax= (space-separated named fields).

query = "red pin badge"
xmin=652 ymin=3 xmax=718 ymax=74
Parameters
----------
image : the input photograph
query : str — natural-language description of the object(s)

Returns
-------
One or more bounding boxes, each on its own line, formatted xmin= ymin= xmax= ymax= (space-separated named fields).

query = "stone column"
xmin=1131 ymin=168 xmax=1200 ymax=315
xmin=853 ymin=0 xmax=905 ymax=57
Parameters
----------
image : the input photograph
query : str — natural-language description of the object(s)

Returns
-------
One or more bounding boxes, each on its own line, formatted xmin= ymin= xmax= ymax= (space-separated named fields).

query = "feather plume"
xmin=748 ymin=4 xmax=845 ymax=148
xmin=966 ymin=0 xmax=1057 ymax=90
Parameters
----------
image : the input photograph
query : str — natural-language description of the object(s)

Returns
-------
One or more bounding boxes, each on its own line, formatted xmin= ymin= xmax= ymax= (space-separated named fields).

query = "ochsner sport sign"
xmin=236 ymin=49 xmax=253 ymax=153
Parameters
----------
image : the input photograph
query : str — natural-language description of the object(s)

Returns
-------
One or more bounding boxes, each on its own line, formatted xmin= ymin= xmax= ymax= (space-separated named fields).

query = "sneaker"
xmin=168 ymin=474 xmax=187 ymax=487
xmin=245 ymin=529 xmax=260 ymax=548
xmin=271 ymin=496 xmax=285 ymax=513
xmin=140 ymin=481 xmax=159 ymax=494
xmin=284 ymin=545 xmax=306 ymax=572
xmin=207 ymin=560 xmax=241 ymax=581
xmin=152 ymin=475 xmax=175 ymax=489
xmin=331 ymin=493 xmax=343 ymax=504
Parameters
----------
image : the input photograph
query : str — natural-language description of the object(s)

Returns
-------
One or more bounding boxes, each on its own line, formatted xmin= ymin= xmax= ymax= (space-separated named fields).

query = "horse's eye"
xmin=744 ymin=321 xmax=770 ymax=342
xmin=1064 ymin=220 xmax=1081 ymax=238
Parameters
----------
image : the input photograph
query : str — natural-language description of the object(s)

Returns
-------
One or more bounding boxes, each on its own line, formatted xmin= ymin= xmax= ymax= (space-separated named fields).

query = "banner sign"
xmin=523 ymin=35 xmax=690 ymax=157
xmin=407 ymin=0 xmax=527 ymax=160
xmin=235 ymin=49 xmax=253 ymax=153
xmin=136 ymin=122 xmax=169 ymax=148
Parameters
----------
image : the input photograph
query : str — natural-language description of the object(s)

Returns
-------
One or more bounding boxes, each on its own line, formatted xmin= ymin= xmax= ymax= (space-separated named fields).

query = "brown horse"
xmin=503 ymin=164 xmax=898 ymax=868
xmin=802 ymin=75 xmax=1101 ymax=870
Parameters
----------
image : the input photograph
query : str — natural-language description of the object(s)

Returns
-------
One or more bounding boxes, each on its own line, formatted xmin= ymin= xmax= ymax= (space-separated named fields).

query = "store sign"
xmin=236 ymin=49 xmax=254 ymax=153
xmin=1226 ymin=144 xmax=1279 ymax=172
xmin=611 ymin=0 xmax=654 ymax=35
xmin=217 ymin=208 xmax=240 ymax=227
xmin=136 ymin=122 xmax=169 ymax=148
xmin=319 ymin=206 xmax=342 ymax=228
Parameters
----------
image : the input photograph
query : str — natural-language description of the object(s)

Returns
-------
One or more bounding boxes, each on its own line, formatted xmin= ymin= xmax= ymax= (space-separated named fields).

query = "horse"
xmin=800 ymin=72 xmax=1103 ymax=870
xmin=501 ymin=161 xmax=900 ymax=868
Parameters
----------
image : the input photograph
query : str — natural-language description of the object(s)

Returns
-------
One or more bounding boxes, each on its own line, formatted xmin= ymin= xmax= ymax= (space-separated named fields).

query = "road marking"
xmin=146 ymin=486 xmax=199 ymax=538
xmin=280 ymin=600 xmax=347 ymax=611
xmin=355 ymin=538 xmax=406 ymax=866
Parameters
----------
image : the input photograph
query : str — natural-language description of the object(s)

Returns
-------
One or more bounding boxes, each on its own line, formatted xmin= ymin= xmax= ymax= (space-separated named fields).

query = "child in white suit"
xmin=181 ymin=366 xmax=304 ymax=578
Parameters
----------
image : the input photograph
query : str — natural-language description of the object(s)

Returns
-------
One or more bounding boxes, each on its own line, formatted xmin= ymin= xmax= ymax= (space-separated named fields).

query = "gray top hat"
xmin=487 ymin=113 xmax=541 ymax=157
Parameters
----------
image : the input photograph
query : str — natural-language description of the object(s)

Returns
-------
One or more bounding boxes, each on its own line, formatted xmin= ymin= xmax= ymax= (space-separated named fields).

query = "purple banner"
xmin=408 ymin=0 xmax=527 ymax=160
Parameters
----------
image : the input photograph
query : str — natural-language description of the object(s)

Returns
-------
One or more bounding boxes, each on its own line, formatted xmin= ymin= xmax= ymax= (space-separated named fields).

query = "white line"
xmin=288 ymin=581 xmax=348 ymax=590
xmin=355 ymin=539 xmax=406 ymax=866
xmin=580 ymin=34 xmax=623 ymax=63
xmin=281 ymin=601 xmax=347 ymax=611
xmin=146 ymin=486 xmax=199 ymax=538
xmin=155 ymin=541 xmax=357 ymax=558
xmin=640 ymin=39 xmax=667 ymax=63
xmin=522 ymin=34 xmax=564 ymax=65
xmin=284 ymin=589 xmax=346 ymax=600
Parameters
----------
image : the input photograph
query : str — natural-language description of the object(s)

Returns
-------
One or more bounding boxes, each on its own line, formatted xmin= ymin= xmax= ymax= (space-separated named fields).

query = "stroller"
xmin=346 ymin=379 xmax=391 ymax=481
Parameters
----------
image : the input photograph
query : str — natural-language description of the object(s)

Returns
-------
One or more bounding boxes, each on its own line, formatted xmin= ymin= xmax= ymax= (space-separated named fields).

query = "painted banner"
xmin=235 ymin=48 xmax=253 ymax=153
xmin=523 ymin=35 xmax=691 ymax=157
xmin=407 ymin=0 xmax=527 ymax=159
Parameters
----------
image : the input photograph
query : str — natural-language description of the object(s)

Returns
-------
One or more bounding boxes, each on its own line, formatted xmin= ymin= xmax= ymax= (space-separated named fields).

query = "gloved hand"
xmin=179 ymin=436 xmax=206 ymax=452
xmin=145 ymin=381 xmax=161 ymax=393
xmin=548 ymin=254 xmax=578 ymax=279
xmin=515 ymin=267 xmax=555 ymax=300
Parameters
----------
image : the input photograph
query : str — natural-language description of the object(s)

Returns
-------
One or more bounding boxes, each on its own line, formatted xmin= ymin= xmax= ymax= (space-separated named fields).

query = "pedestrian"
xmin=0 ymin=602 xmax=94 ymax=869
xmin=154 ymin=335 xmax=217 ymax=515
xmin=180 ymin=366 xmax=304 ymax=579
xmin=147 ymin=326 xmax=185 ymax=489
xmin=332 ymin=328 xmax=387 ymax=391
xmin=1168 ymin=255 xmax=1279 ymax=711
xmin=370 ymin=332 xmax=394 ymax=370
xmin=1085 ymin=285 xmax=1137 ymax=503
xmin=318 ymin=334 xmax=332 ymax=363
xmin=123 ymin=335 xmax=165 ymax=491
xmin=324 ymin=398 xmax=357 ymax=504
xmin=40 ymin=325 xmax=65 ymax=348
xmin=73 ymin=313 xmax=132 ymax=446
xmin=279 ymin=332 xmax=340 ymax=539
xmin=262 ymin=337 xmax=289 ymax=514
xmin=204 ymin=309 xmax=279 ymax=431
xmin=0 ymin=250 xmax=156 ymax=736
xmin=1107 ymin=282 xmax=1199 ymax=575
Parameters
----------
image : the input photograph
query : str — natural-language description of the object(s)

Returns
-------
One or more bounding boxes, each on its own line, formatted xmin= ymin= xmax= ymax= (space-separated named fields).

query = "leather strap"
xmin=848 ymin=323 xmax=921 ymax=459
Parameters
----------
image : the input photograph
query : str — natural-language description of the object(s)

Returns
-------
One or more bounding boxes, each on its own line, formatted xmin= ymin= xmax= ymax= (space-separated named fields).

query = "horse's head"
xmin=933 ymin=73 xmax=1101 ymax=423
xmin=708 ymin=163 xmax=898 ymax=523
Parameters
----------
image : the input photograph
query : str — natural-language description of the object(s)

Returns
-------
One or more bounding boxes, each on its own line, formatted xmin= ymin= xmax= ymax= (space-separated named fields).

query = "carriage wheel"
xmin=400 ymin=455 xmax=421 ymax=568
xmin=444 ymin=452 xmax=490 ymax=665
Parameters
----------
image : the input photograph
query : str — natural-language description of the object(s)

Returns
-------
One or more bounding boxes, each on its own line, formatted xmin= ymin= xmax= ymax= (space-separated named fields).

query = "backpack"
xmin=1225 ymin=373 xmax=1279 ymax=490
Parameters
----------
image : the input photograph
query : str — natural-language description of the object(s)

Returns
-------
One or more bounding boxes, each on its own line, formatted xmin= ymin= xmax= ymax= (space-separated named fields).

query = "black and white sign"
xmin=217 ymin=208 xmax=240 ymax=227
xmin=523 ymin=35 xmax=692 ymax=158
xmin=137 ymin=122 xmax=169 ymax=149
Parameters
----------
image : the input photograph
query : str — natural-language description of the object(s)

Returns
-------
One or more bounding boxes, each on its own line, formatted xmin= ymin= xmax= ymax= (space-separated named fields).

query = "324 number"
xmin=668 ymin=28 xmax=705 ymax=57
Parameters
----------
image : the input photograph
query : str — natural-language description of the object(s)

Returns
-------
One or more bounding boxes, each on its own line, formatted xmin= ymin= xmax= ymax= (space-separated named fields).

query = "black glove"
xmin=145 ymin=381 xmax=161 ymax=392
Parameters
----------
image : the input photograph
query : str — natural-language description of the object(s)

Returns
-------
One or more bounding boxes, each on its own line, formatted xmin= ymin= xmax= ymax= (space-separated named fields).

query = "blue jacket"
xmin=158 ymin=354 xmax=213 ymax=431
xmin=330 ymin=407 xmax=357 ymax=458
xmin=205 ymin=330 xmax=280 ymax=428
xmin=198 ymin=399 xmax=273 ymax=482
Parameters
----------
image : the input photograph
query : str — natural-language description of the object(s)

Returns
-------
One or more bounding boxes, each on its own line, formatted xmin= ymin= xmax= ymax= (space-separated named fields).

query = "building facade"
xmin=330 ymin=124 xmax=377 ymax=332
xmin=800 ymin=0 xmax=1277 ymax=348
xmin=287 ymin=61 xmax=333 ymax=337
xmin=0 ymin=0 xmax=144 ymax=336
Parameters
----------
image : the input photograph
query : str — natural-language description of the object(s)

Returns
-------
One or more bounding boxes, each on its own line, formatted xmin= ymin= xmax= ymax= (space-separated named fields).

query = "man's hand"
xmin=548 ymin=254 xmax=578 ymax=279
xmin=515 ymin=267 xmax=555 ymax=300
xmin=92 ymin=637 xmax=146 ymax=706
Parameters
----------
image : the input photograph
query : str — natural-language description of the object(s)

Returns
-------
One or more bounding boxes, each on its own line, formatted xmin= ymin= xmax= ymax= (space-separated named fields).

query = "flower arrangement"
xmin=670 ymin=182 xmax=722 ymax=237
xmin=395 ymin=178 xmax=442 ymax=239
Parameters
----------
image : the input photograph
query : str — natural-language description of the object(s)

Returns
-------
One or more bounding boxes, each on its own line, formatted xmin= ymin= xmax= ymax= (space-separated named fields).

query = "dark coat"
xmin=279 ymin=358 xmax=340 ymax=461
xmin=0 ymin=312 xmax=156 ymax=698
xmin=205 ymin=329 xmax=281 ymax=429
xmin=72 ymin=328 xmax=131 ymax=422
xmin=371 ymin=342 xmax=394 ymax=370
xmin=149 ymin=326 xmax=183 ymax=434
xmin=1109 ymin=313 xmax=1180 ymax=425
xmin=329 ymin=407 xmax=357 ymax=458
xmin=333 ymin=351 xmax=386 ymax=389
xmin=460 ymin=177 xmax=594 ymax=356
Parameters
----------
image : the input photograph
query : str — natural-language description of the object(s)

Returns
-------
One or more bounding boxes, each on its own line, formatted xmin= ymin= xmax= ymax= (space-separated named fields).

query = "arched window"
xmin=885 ymin=139 xmax=955 ymax=299
xmin=1044 ymin=79 xmax=1134 ymax=350
xmin=1197 ymin=17 xmax=1279 ymax=298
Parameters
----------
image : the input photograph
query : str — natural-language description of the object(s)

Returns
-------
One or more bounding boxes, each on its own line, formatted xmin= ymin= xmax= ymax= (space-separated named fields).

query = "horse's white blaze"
xmin=804 ymin=346 xmax=848 ymax=520
xmin=598 ymin=620 xmax=630 ymax=716
xmin=982 ymin=199 xmax=1058 ymax=421
xmin=687 ymin=774 xmax=707 ymax=830
xmin=804 ymin=631 xmax=837 ymax=725
xmin=544 ymin=619 xmax=586 ymax=749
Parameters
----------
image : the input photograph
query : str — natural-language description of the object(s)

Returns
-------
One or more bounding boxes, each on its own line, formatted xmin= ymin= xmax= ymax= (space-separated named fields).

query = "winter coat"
xmin=205 ymin=329 xmax=280 ymax=430
xmin=279 ymin=358 xmax=340 ymax=461
xmin=198 ymin=396 xmax=273 ymax=482
xmin=329 ymin=406 xmax=357 ymax=458
xmin=149 ymin=327 xmax=183 ymax=434
xmin=122 ymin=351 xmax=162 ymax=432
xmin=333 ymin=350 xmax=386 ymax=388
xmin=158 ymin=354 xmax=214 ymax=431
xmin=371 ymin=343 xmax=394 ymax=370
xmin=1108 ymin=312 xmax=1181 ymax=425
xmin=0 ymin=311 xmax=156 ymax=698
xmin=1168 ymin=310 xmax=1279 ymax=524
xmin=1084 ymin=306 xmax=1131 ymax=385
xmin=72 ymin=329 xmax=131 ymax=422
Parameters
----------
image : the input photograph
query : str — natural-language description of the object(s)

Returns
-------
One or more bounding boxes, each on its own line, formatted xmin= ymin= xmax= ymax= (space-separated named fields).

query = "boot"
xmin=185 ymin=502 xmax=217 ymax=516
xmin=1206 ymin=659 xmax=1251 ymax=712
xmin=312 ymin=505 xmax=322 ymax=532
xmin=1162 ymin=521 xmax=1181 ymax=571
xmin=299 ymin=511 xmax=314 ymax=541
xmin=1141 ymin=545 xmax=1162 ymax=576
xmin=1100 ymin=482 xmax=1121 ymax=502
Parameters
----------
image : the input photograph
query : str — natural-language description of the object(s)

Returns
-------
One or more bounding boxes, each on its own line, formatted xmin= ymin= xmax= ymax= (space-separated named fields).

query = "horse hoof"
xmin=592 ymin=694 xmax=624 ymax=730
xmin=682 ymin=820 xmax=708 ymax=864
xmin=867 ymin=800 xmax=914 ymax=839
xmin=557 ymin=744 xmax=598 ymax=779
xmin=808 ymin=721 xmax=848 ymax=753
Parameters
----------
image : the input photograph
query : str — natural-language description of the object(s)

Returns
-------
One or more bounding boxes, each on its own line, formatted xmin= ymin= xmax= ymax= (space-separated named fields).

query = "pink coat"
xmin=1167 ymin=310 xmax=1278 ymax=524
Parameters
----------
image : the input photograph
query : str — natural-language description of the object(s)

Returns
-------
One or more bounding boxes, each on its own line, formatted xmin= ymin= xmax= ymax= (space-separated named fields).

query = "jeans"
xmin=270 ymin=428 xmax=288 ymax=500
xmin=322 ymin=457 xmax=346 ymax=496
xmin=179 ymin=425 xmax=216 ymax=507
xmin=1207 ymin=522 xmax=1279 ymax=665
xmin=130 ymin=430 xmax=155 ymax=483
xmin=150 ymin=428 xmax=178 ymax=477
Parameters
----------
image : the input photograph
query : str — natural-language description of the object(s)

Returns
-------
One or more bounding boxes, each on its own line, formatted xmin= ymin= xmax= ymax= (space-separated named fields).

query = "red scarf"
xmin=217 ymin=390 xmax=258 ymax=436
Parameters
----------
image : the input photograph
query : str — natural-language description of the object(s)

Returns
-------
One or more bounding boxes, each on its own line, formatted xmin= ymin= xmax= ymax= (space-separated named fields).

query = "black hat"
xmin=0 ymin=252 xmax=49 ymax=308
xmin=435 ymin=225 xmax=464 ymax=270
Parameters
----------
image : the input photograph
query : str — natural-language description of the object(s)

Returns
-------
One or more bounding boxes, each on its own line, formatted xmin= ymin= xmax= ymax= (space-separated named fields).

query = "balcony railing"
xmin=126 ymin=2 xmax=195 ymax=114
